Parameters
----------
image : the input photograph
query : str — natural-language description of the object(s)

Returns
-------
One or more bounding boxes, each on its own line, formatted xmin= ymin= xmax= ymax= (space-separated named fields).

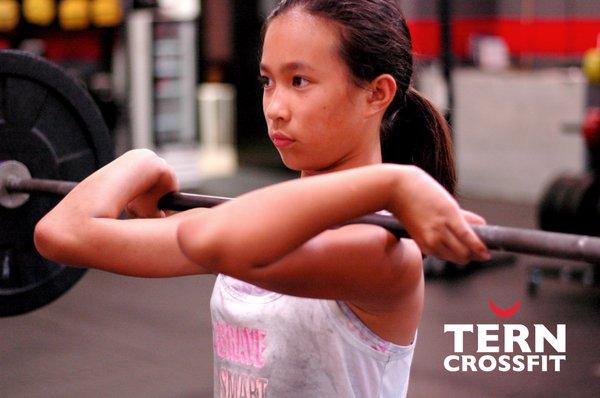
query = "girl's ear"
xmin=365 ymin=74 xmax=397 ymax=117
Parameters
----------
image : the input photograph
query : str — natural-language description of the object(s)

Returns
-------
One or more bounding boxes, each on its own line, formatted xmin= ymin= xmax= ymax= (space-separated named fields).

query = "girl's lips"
xmin=271 ymin=132 xmax=295 ymax=148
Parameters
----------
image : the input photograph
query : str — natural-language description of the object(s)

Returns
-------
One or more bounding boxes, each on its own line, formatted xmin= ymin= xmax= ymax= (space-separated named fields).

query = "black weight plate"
xmin=559 ymin=175 xmax=592 ymax=234
xmin=0 ymin=50 xmax=114 ymax=317
xmin=581 ymin=180 xmax=600 ymax=236
xmin=538 ymin=175 xmax=580 ymax=232
xmin=573 ymin=176 xmax=596 ymax=234
xmin=538 ymin=174 xmax=595 ymax=234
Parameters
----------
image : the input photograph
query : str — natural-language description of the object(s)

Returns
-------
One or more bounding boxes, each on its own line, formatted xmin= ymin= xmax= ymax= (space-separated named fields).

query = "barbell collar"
xmin=0 ymin=160 xmax=32 ymax=208
xmin=5 ymin=175 xmax=600 ymax=264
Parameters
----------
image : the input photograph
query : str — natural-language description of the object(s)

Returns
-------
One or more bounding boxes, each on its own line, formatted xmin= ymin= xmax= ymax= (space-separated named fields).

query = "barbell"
xmin=1 ymin=49 xmax=599 ymax=318
xmin=3 ymin=161 xmax=600 ymax=259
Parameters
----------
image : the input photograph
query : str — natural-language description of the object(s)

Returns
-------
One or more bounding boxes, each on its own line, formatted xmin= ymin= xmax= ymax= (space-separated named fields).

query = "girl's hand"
xmin=388 ymin=167 xmax=490 ymax=264
xmin=116 ymin=150 xmax=179 ymax=219
xmin=34 ymin=150 xmax=205 ymax=277
xmin=64 ymin=149 xmax=179 ymax=219
xmin=124 ymin=159 xmax=179 ymax=219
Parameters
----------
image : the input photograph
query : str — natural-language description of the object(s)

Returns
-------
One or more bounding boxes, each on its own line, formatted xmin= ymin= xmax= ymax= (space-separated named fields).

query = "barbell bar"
xmin=4 ymin=165 xmax=600 ymax=264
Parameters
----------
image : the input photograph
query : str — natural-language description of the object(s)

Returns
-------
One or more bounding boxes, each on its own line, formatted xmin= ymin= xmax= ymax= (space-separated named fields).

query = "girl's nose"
xmin=265 ymin=91 xmax=291 ymax=123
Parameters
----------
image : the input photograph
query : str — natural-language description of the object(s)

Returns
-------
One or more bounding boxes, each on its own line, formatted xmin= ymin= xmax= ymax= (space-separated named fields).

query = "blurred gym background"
xmin=1 ymin=0 xmax=599 ymax=397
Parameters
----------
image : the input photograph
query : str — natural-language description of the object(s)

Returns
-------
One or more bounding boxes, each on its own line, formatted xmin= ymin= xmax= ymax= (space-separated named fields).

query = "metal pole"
xmin=439 ymin=0 xmax=454 ymax=128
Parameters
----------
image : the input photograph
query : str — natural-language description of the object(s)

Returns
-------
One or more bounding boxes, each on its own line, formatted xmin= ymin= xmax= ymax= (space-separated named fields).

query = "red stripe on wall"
xmin=408 ymin=18 xmax=600 ymax=58
xmin=43 ymin=31 xmax=103 ymax=62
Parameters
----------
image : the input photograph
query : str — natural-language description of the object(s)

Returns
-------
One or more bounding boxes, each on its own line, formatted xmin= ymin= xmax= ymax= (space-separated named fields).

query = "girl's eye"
xmin=258 ymin=75 xmax=272 ymax=88
xmin=292 ymin=76 xmax=309 ymax=87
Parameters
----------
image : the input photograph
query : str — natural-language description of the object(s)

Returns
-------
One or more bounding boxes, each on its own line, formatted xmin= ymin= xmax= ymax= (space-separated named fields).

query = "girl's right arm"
xmin=34 ymin=150 xmax=212 ymax=277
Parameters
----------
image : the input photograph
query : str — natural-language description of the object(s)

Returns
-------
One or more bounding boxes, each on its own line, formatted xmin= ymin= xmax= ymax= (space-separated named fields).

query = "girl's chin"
xmin=277 ymin=150 xmax=335 ymax=173
xmin=279 ymin=158 xmax=302 ymax=171
xmin=280 ymin=159 xmax=330 ymax=176
xmin=278 ymin=154 xmax=309 ymax=172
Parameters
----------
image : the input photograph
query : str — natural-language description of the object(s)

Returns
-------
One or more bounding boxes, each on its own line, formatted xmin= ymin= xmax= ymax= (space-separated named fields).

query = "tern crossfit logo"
xmin=443 ymin=299 xmax=566 ymax=372
xmin=488 ymin=298 xmax=521 ymax=318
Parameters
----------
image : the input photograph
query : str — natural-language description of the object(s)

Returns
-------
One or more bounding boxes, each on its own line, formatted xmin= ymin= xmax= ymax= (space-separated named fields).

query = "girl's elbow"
xmin=34 ymin=217 xmax=75 ymax=264
xmin=33 ymin=219 xmax=53 ymax=260
xmin=382 ymin=238 xmax=424 ymax=296
xmin=176 ymin=217 xmax=241 ymax=273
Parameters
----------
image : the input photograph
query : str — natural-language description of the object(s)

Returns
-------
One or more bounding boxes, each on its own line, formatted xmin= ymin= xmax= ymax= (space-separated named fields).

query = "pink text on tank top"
xmin=214 ymin=321 xmax=267 ymax=368
xmin=218 ymin=366 xmax=268 ymax=398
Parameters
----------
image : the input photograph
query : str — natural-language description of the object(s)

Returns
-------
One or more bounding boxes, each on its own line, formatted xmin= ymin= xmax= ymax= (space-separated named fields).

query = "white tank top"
xmin=210 ymin=274 xmax=416 ymax=397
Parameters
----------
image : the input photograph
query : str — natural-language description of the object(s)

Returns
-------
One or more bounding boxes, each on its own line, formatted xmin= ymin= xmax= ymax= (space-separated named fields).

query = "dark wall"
xmin=232 ymin=0 xmax=270 ymax=153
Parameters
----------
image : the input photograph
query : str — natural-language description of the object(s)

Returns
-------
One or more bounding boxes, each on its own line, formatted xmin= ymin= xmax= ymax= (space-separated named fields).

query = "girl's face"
xmin=260 ymin=9 xmax=380 ymax=174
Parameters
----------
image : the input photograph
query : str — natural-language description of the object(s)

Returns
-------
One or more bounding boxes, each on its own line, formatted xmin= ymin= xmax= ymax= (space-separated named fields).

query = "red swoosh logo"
xmin=488 ymin=298 xmax=521 ymax=318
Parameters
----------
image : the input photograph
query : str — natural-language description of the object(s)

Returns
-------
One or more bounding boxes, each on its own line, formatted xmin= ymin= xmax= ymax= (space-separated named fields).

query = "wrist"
xmin=383 ymin=164 xmax=420 ymax=215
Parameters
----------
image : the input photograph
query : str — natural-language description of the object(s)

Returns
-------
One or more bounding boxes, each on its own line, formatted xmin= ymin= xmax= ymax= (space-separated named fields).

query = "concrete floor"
xmin=1 ymin=168 xmax=599 ymax=397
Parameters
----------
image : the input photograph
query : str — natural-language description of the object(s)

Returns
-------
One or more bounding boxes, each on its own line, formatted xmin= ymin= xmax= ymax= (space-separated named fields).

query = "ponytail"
xmin=381 ymin=88 xmax=456 ymax=195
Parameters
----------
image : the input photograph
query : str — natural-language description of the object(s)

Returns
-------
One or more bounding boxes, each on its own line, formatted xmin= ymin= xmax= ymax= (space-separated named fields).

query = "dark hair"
xmin=263 ymin=0 xmax=456 ymax=194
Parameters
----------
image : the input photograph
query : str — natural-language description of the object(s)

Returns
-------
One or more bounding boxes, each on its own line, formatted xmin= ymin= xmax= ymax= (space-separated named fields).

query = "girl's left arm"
xmin=176 ymin=164 xmax=487 ymax=302
xmin=223 ymin=224 xmax=424 ymax=304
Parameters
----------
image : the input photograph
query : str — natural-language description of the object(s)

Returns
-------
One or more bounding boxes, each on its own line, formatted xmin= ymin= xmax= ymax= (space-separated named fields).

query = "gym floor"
xmin=2 ymin=167 xmax=599 ymax=397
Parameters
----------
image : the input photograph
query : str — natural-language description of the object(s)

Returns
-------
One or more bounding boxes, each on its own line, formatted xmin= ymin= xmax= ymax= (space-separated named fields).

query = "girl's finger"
xmin=430 ymin=241 xmax=468 ymax=265
xmin=126 ymin=198 xmax=165 ymax=219
xmin=440 ymin=231 xmax=472 ymax=265
xmin=125 ymin=202 xmax=140 ymax=219
xmin=448 ymin=218 xmax=490 ymax=261
xmin=461 ymin=209 xmax=487 ymax=225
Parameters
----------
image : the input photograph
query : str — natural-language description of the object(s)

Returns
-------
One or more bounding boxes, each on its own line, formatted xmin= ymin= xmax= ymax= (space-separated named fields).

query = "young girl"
xmin=35 ymin=0 xmax=490 ymax=396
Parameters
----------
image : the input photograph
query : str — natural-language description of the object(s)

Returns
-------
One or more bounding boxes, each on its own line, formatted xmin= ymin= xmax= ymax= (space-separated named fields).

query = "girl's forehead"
xmin=262 ymin=10 xmax=342 ymax=68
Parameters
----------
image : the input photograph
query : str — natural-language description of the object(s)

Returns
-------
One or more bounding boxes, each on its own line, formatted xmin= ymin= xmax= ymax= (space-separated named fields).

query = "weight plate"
xmin=538 ymin=175 xmax=579 ymax=232
xmin=538 ymin=174 xmax=595 ymax=235
xmin=559 ymin=175 xmax=592 ymax=234
xmin=581 ymin=180 xmax=600 ymax=236
xmin=0 ymin=50 xmax=114 ymax=317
